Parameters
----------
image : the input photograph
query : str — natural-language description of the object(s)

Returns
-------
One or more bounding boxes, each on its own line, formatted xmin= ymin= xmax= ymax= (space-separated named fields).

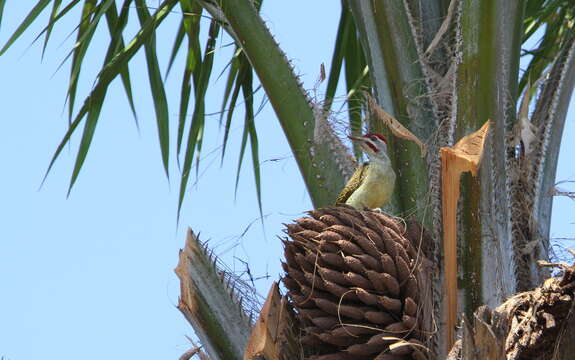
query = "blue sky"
xmin=1 ymin=2 xmax=574 ymax=360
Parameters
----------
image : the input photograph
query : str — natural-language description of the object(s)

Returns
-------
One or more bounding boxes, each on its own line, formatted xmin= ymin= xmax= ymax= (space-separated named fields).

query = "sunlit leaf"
xmin=66 ymin=0 xmax=116 ymax=122
xmin=41 ymin=0 xmax=62 ymax=58
xmin=67 ymin=0 xmax=97 ymax=121
xmin=234 ymin=112 xmax=249 ymax=199
xmin=324 ymin=0 xmax=351 ymax=113
xmin=135 ymin=0 xmax=171 ymax=177
xmin=178 ymin=20 xmax=220 ymax=218
xmin=219 ymin=47 xmax=242 ymax=126
xmin=0 ymin=0 xmax=51 ymax=55
xmin=40 ymin=102 xmax=88 ymax=189
xmin=0 ymin=0 xmax=5 ymax=30
xmin=177 ymin=0 xmax=203 ymax=159
xmin=344 ymin=22 xmax=368 ymax=158
xmin=178 ymin=55 xmax=193 ymax=165
xmin=520 ymin=0 xmax=575 ymax=95
xmin=242 ymin=69 xmax=263 ymax=217
xmin=30 ymin=0 xmax=83 ymax=48
xmin=67 ymin=85 xmax=106 ymax=196
xmin=42 ymin=0 xmax=177 ymax=189
xmin=165 ymin=19 xmax=186 ymax=80
xmin=221 ymin=64 xmax=244 ymax=165
xmin=103 ymin=0 xmax=138 ymax=127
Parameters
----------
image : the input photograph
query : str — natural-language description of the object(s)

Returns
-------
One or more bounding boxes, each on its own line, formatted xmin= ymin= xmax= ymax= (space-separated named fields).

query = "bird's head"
xmin=348 ymin=133 xmax=389 ymax=160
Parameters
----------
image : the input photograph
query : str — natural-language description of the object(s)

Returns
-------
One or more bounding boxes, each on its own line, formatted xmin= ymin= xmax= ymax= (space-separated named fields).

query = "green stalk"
xmin=456 ymin=4 xmax=486 ymax=318
xmin=175 ymin=230 xmax=253 ymax=360
xmin=529 ymin=36 xmax=575 ymax=286
xmin=456 ymin=0 xmax=525 ymax=316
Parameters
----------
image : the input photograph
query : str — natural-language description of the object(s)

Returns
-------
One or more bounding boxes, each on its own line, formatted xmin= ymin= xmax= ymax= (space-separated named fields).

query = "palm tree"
xmin=1 ymin=0 xmax=574 ymax=358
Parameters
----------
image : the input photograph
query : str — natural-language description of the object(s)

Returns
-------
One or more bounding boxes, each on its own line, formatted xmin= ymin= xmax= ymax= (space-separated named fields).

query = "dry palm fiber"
xmin=282 ymin=205 xmax=428 ymax=360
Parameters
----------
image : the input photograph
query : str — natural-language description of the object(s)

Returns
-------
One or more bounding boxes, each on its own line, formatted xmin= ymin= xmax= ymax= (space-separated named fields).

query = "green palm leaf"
xmin=176 ymin=0 xmax=203 ymax=160
xmin=178 ymin=20 xmax=220 ymax=218
xmin=520 ymin=0 xmax=575 ymax=95
xmin=41 ymin=0 xmax=178 ymax=191
xmin=0 ymin=0 xmax=52 ymax=55
xmin=67 ymin=0 xmax=114 ymax=122
xmin=135 ymin=0 xmax=171 ymax=177
xmin=0 ymin=0 xmax=5 ymax=30
xmin=40 ymin=0 xmax=62 ymax=58
xmin=103 ymin=0 xmax=138 ymax=126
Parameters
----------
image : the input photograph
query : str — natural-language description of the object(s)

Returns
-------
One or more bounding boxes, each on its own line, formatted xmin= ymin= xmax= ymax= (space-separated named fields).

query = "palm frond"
xmin=2 ymin=0 xmax=275 ymax=216
xmin=343 ymin=32 xmax=368 ymax=159
xmin=0 ymin=0 xmax=6 ymax=30
xmin=323 ymin=0 xmax=352 ymax=113
xmin=0 ymin=0 xmax=52 ymax=55
xmin=165 ymin=18 xmax=186 ymax=80
xmin=202 ymin=0 xmax=350 ymax=207
xmin=178 ymin=19 xmax=220 ymax=218
xmin=520 ymin=0 xmax=575 ymax=95
xmin=67 ymin=0 xmax=114 ymax=122
xmin=323 ymin=0 xmax=370 ymax=160
xmin=233 ymin=69 xmax=262 ymax=218
xmin=41 ymin=0 xmax=62 ymax=58
xmin=176 ymin=0 xmax=203 ymax=160
xmin=135 ymin=0 xmax=171 ymax=177
xmin=103 ymin=0 xmax=138 ymax=126
xmin=31 ymin=0 xmax=83 ymax=51
xmin=219 ymin=49 xmax=252 ymax=164
xmin=39 ymin=0 xmax=178 ymax=192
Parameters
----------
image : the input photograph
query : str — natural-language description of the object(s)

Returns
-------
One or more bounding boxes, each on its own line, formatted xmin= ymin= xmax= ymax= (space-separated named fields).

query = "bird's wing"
xmin=335 ymin=162 xmax=369 ymax=204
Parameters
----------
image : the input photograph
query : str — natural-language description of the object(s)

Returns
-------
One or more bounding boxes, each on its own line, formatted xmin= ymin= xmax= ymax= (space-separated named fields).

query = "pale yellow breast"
xmin=345 ymin=163 xmax=395 ymax=209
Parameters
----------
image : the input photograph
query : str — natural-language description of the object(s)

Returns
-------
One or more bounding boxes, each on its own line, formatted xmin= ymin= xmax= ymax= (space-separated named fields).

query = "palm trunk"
xmin=191 ymin=0 xmax=575 ymax=357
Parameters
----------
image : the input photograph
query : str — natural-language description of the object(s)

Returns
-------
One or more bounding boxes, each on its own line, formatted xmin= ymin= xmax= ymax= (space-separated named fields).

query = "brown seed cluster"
xmin=282 ymin=205 xmax=427 ymax=360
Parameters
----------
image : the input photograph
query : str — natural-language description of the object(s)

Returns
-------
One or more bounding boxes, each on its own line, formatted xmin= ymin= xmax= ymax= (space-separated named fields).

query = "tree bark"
xmin=453 ymin=261 xmax=575 ymax=359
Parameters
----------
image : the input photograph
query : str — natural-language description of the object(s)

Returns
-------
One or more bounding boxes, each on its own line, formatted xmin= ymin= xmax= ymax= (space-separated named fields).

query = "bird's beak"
xmin=349 ymin=134 xmax=379 ymax=153
xmin=348 ymin=135 xmax=364 ymax=142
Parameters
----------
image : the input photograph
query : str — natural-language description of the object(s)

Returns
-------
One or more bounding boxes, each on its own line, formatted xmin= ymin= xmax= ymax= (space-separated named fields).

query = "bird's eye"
xmin=370 ymin=136 xmax=378 ymax=142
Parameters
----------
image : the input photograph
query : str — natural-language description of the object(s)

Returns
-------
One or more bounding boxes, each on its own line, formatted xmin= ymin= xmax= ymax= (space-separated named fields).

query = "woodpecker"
xmin=335 ymin=133 xmax=396 ymax=210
